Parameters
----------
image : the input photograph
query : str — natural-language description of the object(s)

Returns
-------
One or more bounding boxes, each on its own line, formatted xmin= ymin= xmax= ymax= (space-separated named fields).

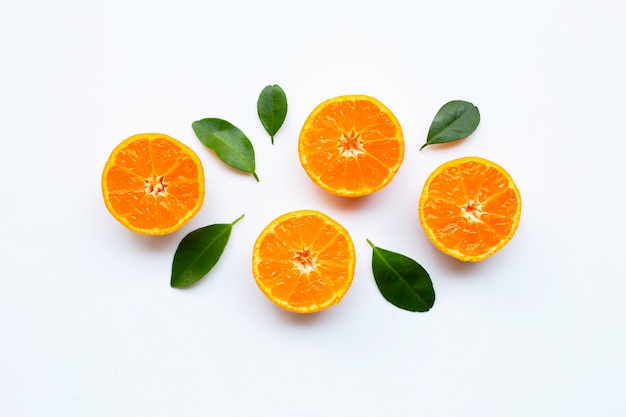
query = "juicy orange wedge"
xmin=252 ymin=210 xmax=356 ymax=313
xmin=101 ymin=133 xmax=205 ymax=235
xmin=419 ymin=156 xmax=522 ymax=262
xmin=298 ymin=95 xmax=404 ymax=197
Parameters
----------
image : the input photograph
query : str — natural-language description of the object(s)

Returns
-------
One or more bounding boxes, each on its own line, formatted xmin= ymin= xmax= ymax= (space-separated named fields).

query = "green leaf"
xmin=192 ymin=118 xmax=259 ymax=181
xmin=171 ymin=214 xmax=244 ymax=288
xmin=420 ymin=100 xmax=480 ymax=150
xmin=257 ymin=84 xmax=288 ymax=144
xmin=366 ymin=239 xmax=435 ymax=312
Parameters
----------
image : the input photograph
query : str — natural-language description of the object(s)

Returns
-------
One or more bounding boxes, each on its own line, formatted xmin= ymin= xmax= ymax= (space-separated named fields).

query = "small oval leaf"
xmin=192 ymin=118 xmax=259 ymax=181
xmin=367 ymin=239 xmax=435 ymax=312
xmin=257 ymin=84 xmax=288 ymax=144
xmin=421 ymin=100 xmax=480 ymax=150
xmin=171 ymin=215 xmax=244 ymax=288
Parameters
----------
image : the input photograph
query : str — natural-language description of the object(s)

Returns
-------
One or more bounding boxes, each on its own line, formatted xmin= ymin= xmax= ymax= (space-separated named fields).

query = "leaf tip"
xmin=419 ymin=142 xmax=429 ymax=151
xmin=252 ymin=172 xmax=260 ymax=182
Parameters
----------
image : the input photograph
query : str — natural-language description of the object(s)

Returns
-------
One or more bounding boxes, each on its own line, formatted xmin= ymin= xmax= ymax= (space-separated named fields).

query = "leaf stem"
xmin=231 ymin=214 xmax=245 ymax=225
xmin=366 ymin=238 xmax=375 ymax=248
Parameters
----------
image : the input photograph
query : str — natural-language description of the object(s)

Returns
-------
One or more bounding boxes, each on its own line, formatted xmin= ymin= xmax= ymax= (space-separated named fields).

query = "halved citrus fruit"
xmin=101 ymin=133 xmax=205 ymax=235
xmin=252 ymin=210 xmax=356 ymax=313
xmin=298 ymin=95 xmax=404 ymax=197
xmin=418 ymin=156 xmax=522 ymax=262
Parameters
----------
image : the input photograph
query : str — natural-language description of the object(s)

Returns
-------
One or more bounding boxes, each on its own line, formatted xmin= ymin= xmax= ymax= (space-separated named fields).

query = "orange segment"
xmin=418 ymin=156 xmax=522 ymax=262
xmin=252 ymin=210 xmax=356 ymax=313
xmin=101 ymin=133 xmax=205 ymax=235
xmin=298 ymin=95 xmax=404 ymax=197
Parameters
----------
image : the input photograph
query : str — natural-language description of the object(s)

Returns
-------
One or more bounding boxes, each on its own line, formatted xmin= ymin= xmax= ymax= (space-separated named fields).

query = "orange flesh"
xmin=252 ymin=210 xmax=356 ymax=313
xmin=102 ymin=134 xmax=204 ymax=235
xmin=299 ymin=96 xmax=404 ymax=197
xmin=419 ymin=157 xmax=521 ymax=261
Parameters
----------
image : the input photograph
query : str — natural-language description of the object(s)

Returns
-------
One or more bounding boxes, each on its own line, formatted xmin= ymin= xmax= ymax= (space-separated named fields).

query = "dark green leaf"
xmin=171 ymin=214 xmax=244 ymax=288
xmin=366 ymin=239 xmax=435 ymax=312
xmin=420 ymin=100 xmax=480 ymax=150
xmin=257 ymin=84 xmax=288 ymax=144
xmin=192 ymin=118 xmax=259 ymax=181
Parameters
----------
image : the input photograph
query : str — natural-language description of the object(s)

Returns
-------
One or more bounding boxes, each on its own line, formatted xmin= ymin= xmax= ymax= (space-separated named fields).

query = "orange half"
xmin=298 ymin=95 xmax=404 ymax=197
xmin=252 ymin=210 xmax=356 ymax=313
xmin=418 ymin=156 xmax=522 ymax=262
xmin=101 ymin=133 xmax=205 ymax=235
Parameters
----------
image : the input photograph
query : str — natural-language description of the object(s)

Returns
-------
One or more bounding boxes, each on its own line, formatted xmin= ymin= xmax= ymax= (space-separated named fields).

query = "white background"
xmin=1 ymin=0 xmax=625 ymax=416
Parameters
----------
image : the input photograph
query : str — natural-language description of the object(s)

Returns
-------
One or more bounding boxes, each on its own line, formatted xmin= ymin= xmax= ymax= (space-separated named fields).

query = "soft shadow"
xmin=419 ymin=131 xmax=478 ymax=153
xmin=421 ymin=239 xmax=490 ymax=279
xmin=309 ymin=186 xmax=376 ymax=212
xmin=130 ymin=230 xmax=181 ymax=251
xmin=270 ymin=304 xmax=333 ymax=326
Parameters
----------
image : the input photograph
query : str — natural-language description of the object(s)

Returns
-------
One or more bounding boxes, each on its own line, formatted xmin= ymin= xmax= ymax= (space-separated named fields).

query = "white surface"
xmin=1 ymin=0 xmax=625 ymax=416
